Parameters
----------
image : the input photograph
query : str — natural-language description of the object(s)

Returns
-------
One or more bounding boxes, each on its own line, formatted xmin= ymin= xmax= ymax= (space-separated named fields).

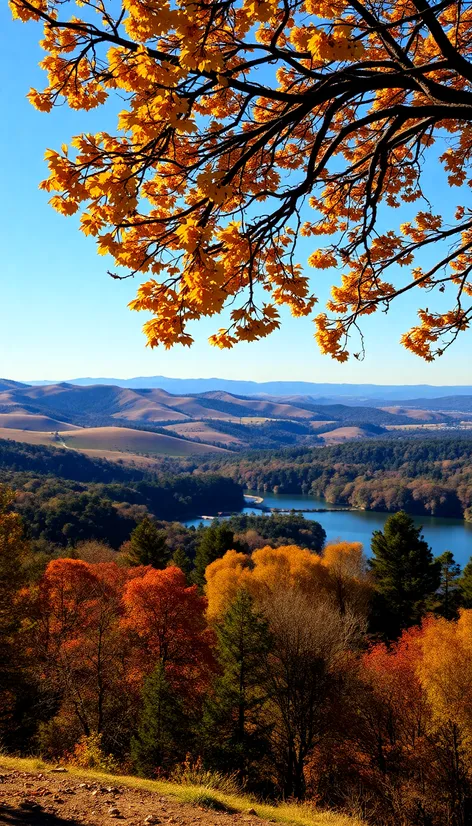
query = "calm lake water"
xmin=185 ymin=490 xmax=472 ymax=567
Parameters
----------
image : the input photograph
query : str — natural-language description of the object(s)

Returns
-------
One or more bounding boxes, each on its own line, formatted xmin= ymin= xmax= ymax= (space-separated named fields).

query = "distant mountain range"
xmin=23 ymin=376 xmax=472 ymax=401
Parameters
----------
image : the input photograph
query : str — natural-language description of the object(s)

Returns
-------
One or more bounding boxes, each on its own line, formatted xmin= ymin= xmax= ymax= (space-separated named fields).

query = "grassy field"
xmin=0 ymin=426 xmax=228 ymax=458
xmin=0 ymin=428 xmax=62 ymax=446
xmin=164 ymin=421 xmax=243 ymax=446
xmin=61 ymin=426 xmax=228 ymax=455
xmin=317 ymin=426 xmax=376 ymax=444
xmin=0 ymin=756 xmax=364 ymax=826
xmin=0 ymin=413 xmax=80 ymax=431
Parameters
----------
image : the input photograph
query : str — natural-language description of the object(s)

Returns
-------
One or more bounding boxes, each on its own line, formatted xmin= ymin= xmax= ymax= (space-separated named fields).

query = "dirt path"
xmin=0 ymin=768 xmax=261 ymax=826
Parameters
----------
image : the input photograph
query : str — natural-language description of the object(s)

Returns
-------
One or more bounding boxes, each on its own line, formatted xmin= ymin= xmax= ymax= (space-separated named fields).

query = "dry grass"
xmin=317 ymin=427 xmax=374 ymax=444
xmin=163 ymin=421 xmax=243 ymax=446
xmin=0 ymin=426 xmax=227 ymax=457
xmin=61 ymin=426 xmax=228 ymax=455
xmin=0 ymin=413 xmax=80 ymax=431
xmin=0 ymin=756 xmax=364 ymax=826
xmin=0 ymin=428 xmax=62 ymax=446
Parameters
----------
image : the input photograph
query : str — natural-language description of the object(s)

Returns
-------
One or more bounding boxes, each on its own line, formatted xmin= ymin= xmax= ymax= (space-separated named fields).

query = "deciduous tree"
xmin=0 ymin=487 xmax=31 ymax=748
xmin=322 ymin=541 xmax=372 ymax=617
xmin=265 ymin=590 xmax=358 ymax=799
xmin=31 ymin=559 xmax=131 ymax=756
xmin=11 ymin=0 xmax=472 ymax=358
xmin=122 ymin=565 xmax=213 ymax=697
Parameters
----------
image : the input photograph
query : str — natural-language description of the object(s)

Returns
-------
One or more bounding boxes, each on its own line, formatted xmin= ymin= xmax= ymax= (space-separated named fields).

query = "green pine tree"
xmin=433 ymin=551 xmax=462 ymax=620
xmin=126 ymin=518 xmax=170 ymax=568
xmin=193 ymin=521 xmax=241 ymax=590
xmin=169 ymin=546 xmax=192 ymax=579
xmin=202 ymin=589 xmax=273 ymax=784
xmin=131 ymin=664 xmax=187 ymax=777
xmin=370 ymin=511 xmax=440 ymax=639
xmin=459 ymin=556 xmax=472 ymax=608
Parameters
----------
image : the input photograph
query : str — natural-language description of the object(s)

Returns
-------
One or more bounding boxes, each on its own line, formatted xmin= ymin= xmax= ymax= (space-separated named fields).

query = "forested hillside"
xmin=0 ymin=439 xmax=243 ymax=546
xmin=205 ymin=437 xmax=472 ymax=519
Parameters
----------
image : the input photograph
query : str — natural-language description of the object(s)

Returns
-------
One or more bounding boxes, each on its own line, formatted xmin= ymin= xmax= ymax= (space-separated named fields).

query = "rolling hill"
xmin=316 ymin=425 xmax=385 ymax=444
xmin=0 ymin=425 xmax=227 ymax=463
xmin=0 ymin=378 xmax=464 ymax=459
xmin=380 ymin=406 xmax=454 ymax=422
xmin=0 ymin=413 xmax=81 ymax=431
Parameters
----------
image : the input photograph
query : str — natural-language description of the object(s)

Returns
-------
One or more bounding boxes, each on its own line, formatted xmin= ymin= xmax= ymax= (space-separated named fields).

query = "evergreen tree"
xmin=202 ymin=589 xmax=273 ymax=784
xmin=433 ymin=551 xmax=462 ymax=620
xmin=193 ymin=521 xmax=241 ymax=590
xmin=169 ymin=546 xmax=192 ymax=579
xmin=131 ymin=664 xmax=187 ymax=777
xmin=370 ymin=511 xmax=440 ymax=639
xmin=126 ymin=518 xmax=170 ymax=568
xmin=459 ymin=557 xmax=472 ymax=608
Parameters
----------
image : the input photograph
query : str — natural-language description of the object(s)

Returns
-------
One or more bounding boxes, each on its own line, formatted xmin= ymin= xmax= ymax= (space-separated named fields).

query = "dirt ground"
xmin=0 ymin=768 xmax=261 ymax=826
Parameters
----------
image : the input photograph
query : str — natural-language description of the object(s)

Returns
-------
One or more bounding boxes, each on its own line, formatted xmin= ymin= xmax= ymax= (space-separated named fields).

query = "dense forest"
xmin=4 ymin=481 xmax=472 ymax=826
xmin=1 ymin=437 xmax=472 ymax=826
xmin=205 ymin=437 xmax=472 ymax=519
xmin=0 ymin=439 xmax=243 ymax=547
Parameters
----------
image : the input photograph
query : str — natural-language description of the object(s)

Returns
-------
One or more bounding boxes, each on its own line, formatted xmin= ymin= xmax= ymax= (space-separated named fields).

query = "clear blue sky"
xmin=1 ymin=5 xmax=471 ymax=385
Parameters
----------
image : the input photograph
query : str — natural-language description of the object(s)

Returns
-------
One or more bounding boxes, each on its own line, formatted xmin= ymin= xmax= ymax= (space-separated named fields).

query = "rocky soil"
xmin=0 ymin=768 xmax=261 ymax=826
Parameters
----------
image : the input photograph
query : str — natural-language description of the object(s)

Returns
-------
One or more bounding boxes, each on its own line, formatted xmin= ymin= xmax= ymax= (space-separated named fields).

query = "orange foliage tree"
xmin=29 ymin=559 xmax=132 ymax=754
xmin=10 ymin=0 xmax=472 ymax=359
xmin=355 ymin=616 xmax=472 ymax=825
xmin=28 ymin=561 xmax=213 ymax=756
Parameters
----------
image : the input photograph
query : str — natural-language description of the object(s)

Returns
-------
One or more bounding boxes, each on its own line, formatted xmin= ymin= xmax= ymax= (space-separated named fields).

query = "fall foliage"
xmin=10 ymin=0 xmax=472 ymax=358
xmin=7 ymin=483 xmax=472 ymax=823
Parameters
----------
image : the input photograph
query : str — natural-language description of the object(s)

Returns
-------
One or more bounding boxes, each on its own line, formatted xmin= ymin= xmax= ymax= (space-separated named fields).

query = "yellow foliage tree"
xmin=10 ymin=0 xmax=472 ymax=358
xmin=418 ymin=611 xmax=472 ymax=737
xmin=205 ymin=550 xmax=252 ymax=623
xmin=205 ymin=542 xmax=368 ymax=621
xmin=322 ymin=541 xmax=372 ymax=616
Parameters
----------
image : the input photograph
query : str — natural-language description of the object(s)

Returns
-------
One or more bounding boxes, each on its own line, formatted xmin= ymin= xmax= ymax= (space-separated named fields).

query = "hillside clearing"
xmin=0 ymin=757 xmax=364 ymax=826
xmin=61 ymin=426 xmax=229 ymax=455
xmin=0 ymin=413 xmax=80 ymax=432
xmin=317 ymin=427 xmax=378 ymax=444
xmin=163 ymin=421 xmax=243 ymax=446
xmin=0 ymin=426 xmax=228 ymax=458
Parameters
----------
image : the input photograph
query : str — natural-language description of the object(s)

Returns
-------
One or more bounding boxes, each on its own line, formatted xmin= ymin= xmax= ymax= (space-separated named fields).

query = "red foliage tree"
xmin=122 ymin=566 xmax=214 ymax=697
xmin=30 ymin=559 xmax=132 ymax=753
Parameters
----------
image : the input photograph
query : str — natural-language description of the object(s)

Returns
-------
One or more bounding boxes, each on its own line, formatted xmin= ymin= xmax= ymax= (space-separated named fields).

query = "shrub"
xmin=170 ymin=756 xmax=242 ymax=795
xmin=68 ymin=733 xmax=118 ymax=773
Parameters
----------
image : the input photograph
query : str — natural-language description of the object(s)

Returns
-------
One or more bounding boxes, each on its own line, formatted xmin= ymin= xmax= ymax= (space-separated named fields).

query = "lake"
xmin=184 ymin=490 xmax=472 ymax=567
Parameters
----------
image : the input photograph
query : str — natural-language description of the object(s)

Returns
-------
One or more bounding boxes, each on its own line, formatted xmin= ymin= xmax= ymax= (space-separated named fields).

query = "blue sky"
xmin=1 ymin=5 xmax=471 ymax=385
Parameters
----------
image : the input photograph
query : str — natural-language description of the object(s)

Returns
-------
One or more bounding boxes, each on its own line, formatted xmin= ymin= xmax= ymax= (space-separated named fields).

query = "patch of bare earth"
xmin=0 ymin=769 xmax=260 ymax=826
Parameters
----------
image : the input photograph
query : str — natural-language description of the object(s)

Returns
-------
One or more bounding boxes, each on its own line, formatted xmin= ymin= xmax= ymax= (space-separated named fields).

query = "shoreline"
xmin=193 ymin=492 xmax=469 ymax=524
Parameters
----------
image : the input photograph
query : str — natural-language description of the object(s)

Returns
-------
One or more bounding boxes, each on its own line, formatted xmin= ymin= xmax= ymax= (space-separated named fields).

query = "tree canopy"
xmin=10 ymin=0 xmax=472 ymax=359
